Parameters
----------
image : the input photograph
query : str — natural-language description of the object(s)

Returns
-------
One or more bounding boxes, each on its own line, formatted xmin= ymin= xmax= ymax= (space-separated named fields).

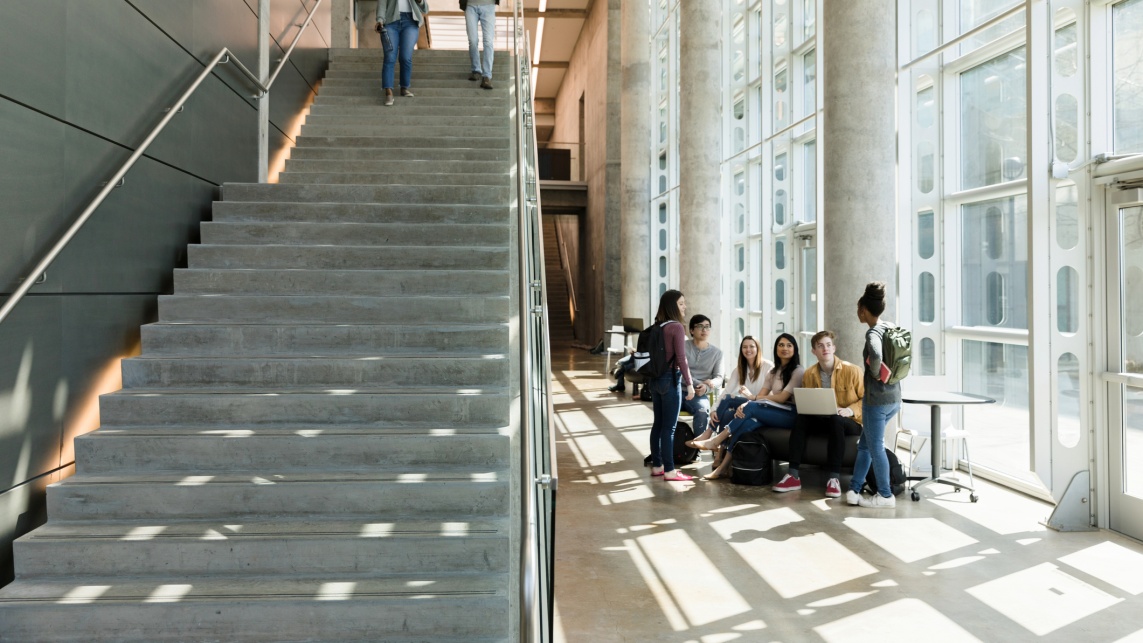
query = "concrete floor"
xmin=549 ymin=347 xmax=1143 ymax=643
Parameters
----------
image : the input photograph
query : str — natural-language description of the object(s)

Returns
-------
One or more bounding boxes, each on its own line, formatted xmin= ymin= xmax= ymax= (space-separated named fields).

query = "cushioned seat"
xmin=760 ymin=427 xmax=860 ymax=470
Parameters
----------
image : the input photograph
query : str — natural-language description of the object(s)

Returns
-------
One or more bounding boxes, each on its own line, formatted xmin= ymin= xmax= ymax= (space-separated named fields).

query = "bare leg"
xmin=704 ymin=452 xmax=732 ymax=480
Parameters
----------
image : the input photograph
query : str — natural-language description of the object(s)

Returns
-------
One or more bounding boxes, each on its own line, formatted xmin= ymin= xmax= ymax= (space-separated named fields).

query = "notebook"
xmin=792 ymin=388 xmax=839 ymax=416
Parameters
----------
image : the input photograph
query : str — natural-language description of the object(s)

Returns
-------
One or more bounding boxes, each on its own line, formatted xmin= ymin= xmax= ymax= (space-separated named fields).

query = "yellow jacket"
xmin=802 ymin=359 xmax=864 ymax=425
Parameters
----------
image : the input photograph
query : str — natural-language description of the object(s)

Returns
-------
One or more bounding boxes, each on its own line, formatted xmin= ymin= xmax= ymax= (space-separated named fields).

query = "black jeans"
xmin=788 ymin=414 xmax=863 ymax=475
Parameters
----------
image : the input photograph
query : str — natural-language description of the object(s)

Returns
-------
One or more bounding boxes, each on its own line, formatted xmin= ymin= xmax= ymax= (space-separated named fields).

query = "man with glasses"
xmin=681 ymin=315 xmax=724 ymax=436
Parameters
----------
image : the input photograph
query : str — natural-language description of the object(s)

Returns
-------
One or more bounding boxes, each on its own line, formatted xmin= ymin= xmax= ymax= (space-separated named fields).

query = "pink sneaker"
xmin=825 ymin=478 xmax=842 ymax=498
xmin=651 ymin=466 xmax=665 ymax=477
xmin=663 ymin=471 xmax=694 ymax=481
xmin=772 ymin=473 xmax=802 ymax=492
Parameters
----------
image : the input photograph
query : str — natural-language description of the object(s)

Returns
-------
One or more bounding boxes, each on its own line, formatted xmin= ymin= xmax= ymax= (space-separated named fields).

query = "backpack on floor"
xmin=730 ymin=429 xmax=773 ymax=486
xmin=642 ymin=421 xmax=699 ymax=467
xmin=633 ymin=320 xmax=678 ymax=379
xmin=863 ymin=448 xmax=906 ymax=496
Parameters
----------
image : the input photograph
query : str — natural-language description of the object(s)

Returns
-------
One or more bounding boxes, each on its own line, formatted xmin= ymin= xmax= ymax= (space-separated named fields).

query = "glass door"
xmin=1106 ymin=201 xmax=1143 ymax=540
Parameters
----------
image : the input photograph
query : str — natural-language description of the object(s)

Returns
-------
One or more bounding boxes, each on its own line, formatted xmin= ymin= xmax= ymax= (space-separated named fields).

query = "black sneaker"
xmin=607 ymin=384 xmax=625 ymax=393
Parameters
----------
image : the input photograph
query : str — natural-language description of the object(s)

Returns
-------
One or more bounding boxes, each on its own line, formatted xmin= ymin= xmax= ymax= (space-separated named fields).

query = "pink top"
xmin=662 ymin=321 xmax=692 ymax=386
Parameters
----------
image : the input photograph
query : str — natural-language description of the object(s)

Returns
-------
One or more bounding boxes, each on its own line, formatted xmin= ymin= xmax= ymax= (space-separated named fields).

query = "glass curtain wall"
xmin=650 ymin=0 xmax=680 ymax=312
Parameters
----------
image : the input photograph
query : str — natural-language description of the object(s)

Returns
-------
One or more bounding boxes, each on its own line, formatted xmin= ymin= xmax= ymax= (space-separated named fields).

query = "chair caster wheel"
xmin=911 ymin=491 xmax=920 ymax=502
xmin=970 ymin=494 xmax=979 ymax=503
xmin=954 ymin=487 xmax=961 ymax=492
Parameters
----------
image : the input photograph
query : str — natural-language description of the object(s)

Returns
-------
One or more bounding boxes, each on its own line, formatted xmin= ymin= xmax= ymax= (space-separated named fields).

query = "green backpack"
xmin=882 ymin=326 xmax=912 ymax=385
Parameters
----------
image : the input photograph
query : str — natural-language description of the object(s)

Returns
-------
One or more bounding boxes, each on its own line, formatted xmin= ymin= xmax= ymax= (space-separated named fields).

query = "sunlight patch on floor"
xmin=966 ymin=562 xmax=1123 ymax=636
xmin=843 ymin=517 xmax=978 ymax=563
xmin=1059 ymin=541 xmax=1143 ymax=595
xmin=814 ymin=598 xmax=982 ymax=643
xmin=636 ymin=529 xmax=752 ymax=627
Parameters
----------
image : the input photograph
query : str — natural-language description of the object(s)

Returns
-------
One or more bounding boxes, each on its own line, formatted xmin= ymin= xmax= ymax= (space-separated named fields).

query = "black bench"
xmin=759 ymin=427 xmax=860 ymax=471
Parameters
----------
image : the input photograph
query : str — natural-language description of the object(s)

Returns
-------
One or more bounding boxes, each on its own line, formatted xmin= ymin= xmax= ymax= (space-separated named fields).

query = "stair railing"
xmin=510 ymin=0 xmax=558 ymax=640
xmin=0 ymin=0 xmax=323 ymax=328
xmin=553 ymin=222 xmax=579 ymax=320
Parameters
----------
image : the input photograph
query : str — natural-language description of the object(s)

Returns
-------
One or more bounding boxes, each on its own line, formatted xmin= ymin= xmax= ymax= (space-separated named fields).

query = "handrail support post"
xmin=257 ymin=0 xmax=271 ymax=183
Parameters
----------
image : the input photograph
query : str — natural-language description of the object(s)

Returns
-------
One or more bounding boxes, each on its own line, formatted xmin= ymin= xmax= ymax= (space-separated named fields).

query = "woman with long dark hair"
xmin=692 ymin=333 xmax=804 ymax=479
xmin=647 ymin=290 xmax=696 ymax=481
xmin=848 ymin=281 xmax=902 ymax=508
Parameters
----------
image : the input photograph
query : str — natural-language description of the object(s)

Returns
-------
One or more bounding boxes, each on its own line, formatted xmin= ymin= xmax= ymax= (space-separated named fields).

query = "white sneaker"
xmin=845 ymin=490 xmax=861 ymax=506
xmin=858 ymin=494 xmax=897 ymax=508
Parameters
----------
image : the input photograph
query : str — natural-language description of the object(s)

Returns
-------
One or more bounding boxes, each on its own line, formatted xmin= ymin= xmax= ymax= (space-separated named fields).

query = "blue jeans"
xmin=681 ymin=395 xmax=711 ymax=436
xmin=466 ymin=4 xmax=496 ymax=77
xmin=850 ymin=402 xmax=900 ymax=498
xmin=649 ymin=370 xmax=682 ymax=471
xmin=724 ymin=402 xmax=796 ymax=449
xmin=712 ymin=396 xmax=749 ymax=432
xmin=382 ymin=13 xmax=419 ymax=89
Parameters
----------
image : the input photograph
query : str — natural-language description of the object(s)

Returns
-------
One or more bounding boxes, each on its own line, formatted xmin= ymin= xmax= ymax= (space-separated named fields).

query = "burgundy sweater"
xmin=662 ymin=321 xmax=692 ymax=386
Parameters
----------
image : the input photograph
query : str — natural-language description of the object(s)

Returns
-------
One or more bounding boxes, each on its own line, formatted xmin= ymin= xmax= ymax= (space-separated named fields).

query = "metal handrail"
xmin=0 ymin=0 xmax=323 ymax=328
xmin=511 ymin=0 xmax=557 ymax=639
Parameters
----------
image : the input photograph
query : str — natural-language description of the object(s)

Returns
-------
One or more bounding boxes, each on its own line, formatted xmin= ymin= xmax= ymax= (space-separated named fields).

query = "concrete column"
xmin=620 ymin=0 xmax=652 ymax=325
xmin=678 ymin=0 xmax=722 ymax=329
xmin=821 ymin=1 xmax=897 ymax=362
xmin=331 ymin=0 xmax=355 ymax=49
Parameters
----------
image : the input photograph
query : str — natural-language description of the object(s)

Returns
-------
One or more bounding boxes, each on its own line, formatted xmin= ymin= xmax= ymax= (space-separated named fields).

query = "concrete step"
xmin=120 ymin=354 xmax=509 ymax=389
xmin=74 ymin=427 xmax=508 ymax=473
xmin=99 ymin=386 xmax=510 ymax=426
xmin=173 ymin=268 xmax=509 ymax=296
xmin=46 ymin=469 xmax=508 ymax=520
xmin=300 ymin=123 xmax=507 ymax=138
xmin=312 ymin=94 xmax=507 ymax=107
xmin=331 ymin=47 xmax=496 ymax=60
xmin=321 ymin=77 xmax=503 ymax=90
xmin=324 ymin=68 xmax=511 ymax=81
xmin=200 ymin=221 xmax=508 ymax=247
xmin=327 ymin=60 xmax=512 ymax=71
xmin=223 ymin=182 xmax=511 ymax=206
xmin=283 ymin=157 xmax=506 ymax=175
xmin=14 ymin=518 xmax=510 ymax=578
xmin=211 ymin=201 xmax=510 ymax=225
xmin=157 ymin=294 xmax=509 ymax=324
xmin=318 ymin=85 xmax=510 ymax=98
xmin=293 ymin=133 xmax=511 ymax=150
xmin=0 ymin=575 xmax=509 ymax=641
xmin=185 ymin=244 xmax=509 ymax=271
xmin=278 ymin=170 xmax=510 ymax=187
xmin=139 ymin=322 xmax=509 ymax=357
xmin=307 ymin=102 xmax=507 ymax=117
xmin=304 ymin=112 xmax=508 ymax=128
xmin=288 ymin=144 xmax=509 ymax=162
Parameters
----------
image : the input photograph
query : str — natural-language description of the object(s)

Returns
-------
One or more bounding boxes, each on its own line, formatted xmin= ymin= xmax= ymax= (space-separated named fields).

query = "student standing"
xmin=648 ymin=290 xmax=695 ymax=482
xmin=461 ymin=0 xmax=498 ymax=89
xmin=847 ymin=281 xmax=901 ymax=508
xmin=376 ymin=0 xmax=425 ymax=106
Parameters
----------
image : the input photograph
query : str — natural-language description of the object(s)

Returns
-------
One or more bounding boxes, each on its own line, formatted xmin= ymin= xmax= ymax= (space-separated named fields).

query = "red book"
xmin=866 ymin=357 xmax=892 ymax=384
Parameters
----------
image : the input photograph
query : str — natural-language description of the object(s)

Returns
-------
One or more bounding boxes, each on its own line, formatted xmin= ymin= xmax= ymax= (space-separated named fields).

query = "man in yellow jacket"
xmin=771 ymin=330 xmax=864 ymax=498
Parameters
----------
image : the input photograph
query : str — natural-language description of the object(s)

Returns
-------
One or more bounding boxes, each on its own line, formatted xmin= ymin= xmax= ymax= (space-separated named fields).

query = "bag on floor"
xmin=863 ymin=448 xmax=906 ymax=496
xmin=642 ymin=420 xmax=699 ymax=467
xmin=730 ymin=429 xmax=772 ymax=486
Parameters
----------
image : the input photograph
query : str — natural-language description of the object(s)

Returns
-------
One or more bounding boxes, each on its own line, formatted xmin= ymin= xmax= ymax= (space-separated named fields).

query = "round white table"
xmin=901 ymin=391 xmax=995 ymax=502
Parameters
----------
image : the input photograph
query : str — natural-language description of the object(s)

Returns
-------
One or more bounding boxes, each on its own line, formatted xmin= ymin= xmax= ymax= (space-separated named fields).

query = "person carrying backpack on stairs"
xmin=644 ymin=290 xmax=696 ymax=482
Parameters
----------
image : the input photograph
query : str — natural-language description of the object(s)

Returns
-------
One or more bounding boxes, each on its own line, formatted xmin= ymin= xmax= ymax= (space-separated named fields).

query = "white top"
xmin=761 ymin=365 xmax=805 ymax=396
xmin=720 ymin=359 xmax=773 ymax=400
xmin=398 ymin=0 xmax=412 ymax=12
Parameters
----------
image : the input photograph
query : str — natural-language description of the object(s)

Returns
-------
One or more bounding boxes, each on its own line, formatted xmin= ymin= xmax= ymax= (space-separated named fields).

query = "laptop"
xmin=792 ymin=388 xmax=839 ymax=416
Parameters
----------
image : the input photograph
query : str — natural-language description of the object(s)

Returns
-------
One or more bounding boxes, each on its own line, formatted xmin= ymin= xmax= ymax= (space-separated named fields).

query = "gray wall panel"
xmin=0 ymin=473 xmax=54 ymax=585
xmin=0 ymin=298 xmax=65 ymax=486
xmin=0 ymin=101 xmax=67 ymax=293
xmin=0 ymin=0 xmax=67 ymax=116
xmin=125 ymin=0 xmax=195 ymax=53
xmin=55 ymin=149 xmax=214 ymax=293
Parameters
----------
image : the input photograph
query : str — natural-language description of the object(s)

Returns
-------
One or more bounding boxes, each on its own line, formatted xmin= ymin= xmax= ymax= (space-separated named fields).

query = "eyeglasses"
xmin=694 ymin=325 xmax=712 ymax=330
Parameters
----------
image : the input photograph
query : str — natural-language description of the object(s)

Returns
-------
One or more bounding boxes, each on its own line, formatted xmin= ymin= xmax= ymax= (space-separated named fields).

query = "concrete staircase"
xmin=541 ymin=217 xmax=575 ymax=347
xmin=0 ymin=49 xmax=517 ymax=642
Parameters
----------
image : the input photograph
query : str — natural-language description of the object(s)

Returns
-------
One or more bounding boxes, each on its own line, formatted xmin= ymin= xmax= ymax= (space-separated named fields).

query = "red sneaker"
xmin=825 ymin=478 xmax=842 ymax=498
xmin=772 ymin=473 xmax=802 ymax=492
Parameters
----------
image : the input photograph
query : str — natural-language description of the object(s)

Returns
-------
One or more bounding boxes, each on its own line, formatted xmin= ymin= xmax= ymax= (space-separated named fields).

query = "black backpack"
xmin=730 ymin=429 xmax=773 ymax=486
xmin=643 ymin=420 xmax=699 ymax=467
xmin=864 ymin=448 xmax=906 ymax=496
xmin=633 ymin=321 xmax=677 ymax=379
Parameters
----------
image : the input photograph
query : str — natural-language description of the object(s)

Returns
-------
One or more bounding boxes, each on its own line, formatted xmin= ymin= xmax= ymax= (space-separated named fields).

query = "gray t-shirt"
xmin=684 ymin=341 xmax=724 ymax=389
xmin=467 ymin=0 xmax=496 ymax=5
xmin=820 ymin=367 xmax=832 ymax=389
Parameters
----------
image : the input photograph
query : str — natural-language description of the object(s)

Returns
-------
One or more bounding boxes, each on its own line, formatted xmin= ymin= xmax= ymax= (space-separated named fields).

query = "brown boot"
xmin=383 ymin=88 xmax=395 ymax=106
xmin=480 ymin=76 xmax=493 ymax=90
